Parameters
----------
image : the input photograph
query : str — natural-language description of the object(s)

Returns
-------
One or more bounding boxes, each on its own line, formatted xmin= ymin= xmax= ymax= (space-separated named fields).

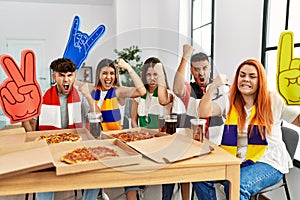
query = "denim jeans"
xmin=162 ymin=184 xmax=175 ymax=200
xmin=36 ymin=189 xmax=99 ymax=200
xmin=124 ymin=186 xmax=141 ymax=194
xmin=193 ymin=162 xmax=283 ymax=200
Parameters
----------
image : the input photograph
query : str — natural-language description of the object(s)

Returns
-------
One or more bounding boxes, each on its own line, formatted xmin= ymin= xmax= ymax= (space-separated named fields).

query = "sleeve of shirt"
xmin=272 ymin=92 xmax=300 ymax=123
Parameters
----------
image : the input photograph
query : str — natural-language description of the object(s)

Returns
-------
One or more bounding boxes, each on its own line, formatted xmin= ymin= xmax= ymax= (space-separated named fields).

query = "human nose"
xmin=63 ymin=76 xmax=68 ymax=82
xmin=150 ymin=74 xmax=157 ymax=79
xmin=244 ymin=75 xmax=250 ymax=82
xmin=195 ymin=68 xmax=204 ymax=74
xmin=105 ymin=73 xmax=112 ymax=79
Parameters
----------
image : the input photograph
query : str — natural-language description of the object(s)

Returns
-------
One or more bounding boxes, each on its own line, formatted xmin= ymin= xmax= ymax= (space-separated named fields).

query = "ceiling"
xmin=0 ymin=0 xmax=113 ymax=5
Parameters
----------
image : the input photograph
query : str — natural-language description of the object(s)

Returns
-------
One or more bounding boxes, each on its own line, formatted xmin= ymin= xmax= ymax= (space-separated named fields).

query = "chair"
xmin=253 ymin=126 xmax=299 ymax=200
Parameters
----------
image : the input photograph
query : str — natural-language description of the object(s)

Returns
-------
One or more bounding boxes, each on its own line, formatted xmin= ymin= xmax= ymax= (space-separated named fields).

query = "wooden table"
xmin=0 ymin=129 xmax=241 ymax=200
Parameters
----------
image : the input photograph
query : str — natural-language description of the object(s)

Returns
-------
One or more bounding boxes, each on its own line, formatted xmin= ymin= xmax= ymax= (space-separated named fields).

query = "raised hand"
xmin=277 ymin=31 xmax=300 ymax=105
xmin=183 ymin=44 xmax=194 ymax=59
xmin=63 ymin=16 xmax=106 ymax=70
xmin=0 ymin=50 xmax=42 ymax=124
xmin=117 ymin=59 xmax=132 ymax=71
xmin=75 ymin=79 xmax=91 ymax=98
xmin=153 ymin=63 xmax=164 ymax=75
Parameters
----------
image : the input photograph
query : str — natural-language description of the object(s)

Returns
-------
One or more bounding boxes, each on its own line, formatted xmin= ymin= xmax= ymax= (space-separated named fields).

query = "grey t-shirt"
xmin=59 ymin=93 xmax=68 ymax=129
xmin=58 ymin=87 xmax=90 ymax=129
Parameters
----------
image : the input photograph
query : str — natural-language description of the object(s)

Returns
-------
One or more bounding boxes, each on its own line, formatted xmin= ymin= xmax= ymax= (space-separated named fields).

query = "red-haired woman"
xmin=194 ymin=59 xmax=300 ymax=200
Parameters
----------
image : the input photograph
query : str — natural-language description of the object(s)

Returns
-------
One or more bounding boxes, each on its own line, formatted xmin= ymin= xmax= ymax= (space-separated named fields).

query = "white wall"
xmin=0 ymin=1 xmax=116 ymax=90
xmin=214 ymin=0 xmax=264 ymax=82
xmin=114 ymin=0 xmax=181 ymax=87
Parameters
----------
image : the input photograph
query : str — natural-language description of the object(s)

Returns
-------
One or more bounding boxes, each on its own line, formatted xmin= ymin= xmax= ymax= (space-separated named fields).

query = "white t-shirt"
xmin=214 ymin=91 xmax=300 ymax=173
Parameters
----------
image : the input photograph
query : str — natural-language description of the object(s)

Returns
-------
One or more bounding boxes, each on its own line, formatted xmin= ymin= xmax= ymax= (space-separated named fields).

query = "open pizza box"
xmin=126 ymin=133 xmax=214 ymax=163
xmin=50 ymin=139 xmax=142 ymax=175
xmin=26 ymin=128 xmax=95 ymax=142
xmin=101 ymin=127 xmax=168 ymax=142
xmin=0 ymin=140 xmax=54 ymax=178
xmin=0 ymin=127 xmax=26 ymax=146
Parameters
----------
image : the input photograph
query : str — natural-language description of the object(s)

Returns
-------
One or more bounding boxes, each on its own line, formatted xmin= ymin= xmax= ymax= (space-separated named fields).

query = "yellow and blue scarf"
xmin=220 ymin=106 xmax=268 ymax=167
xmin=91 ymin=86 xmax=122 ymax=131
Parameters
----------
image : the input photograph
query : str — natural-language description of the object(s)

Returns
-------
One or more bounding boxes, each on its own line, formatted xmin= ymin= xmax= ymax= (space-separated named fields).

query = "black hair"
xmin=190 ymin=52 xmax=209 ymax=64
xmin=50 ymin=58 xmax=76 ymax=73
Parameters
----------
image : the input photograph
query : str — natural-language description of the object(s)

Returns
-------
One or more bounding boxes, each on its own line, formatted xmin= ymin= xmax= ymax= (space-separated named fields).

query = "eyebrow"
xmin=240 ymin=71 xmax=257 ymax=76
xmin=193 ymin=65 xmax=209 ymax=68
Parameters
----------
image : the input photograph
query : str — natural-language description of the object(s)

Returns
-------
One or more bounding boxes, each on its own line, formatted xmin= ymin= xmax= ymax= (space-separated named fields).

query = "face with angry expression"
xmin=52 ymin=71 xmax=76 ymax=95
xmin=190 ymin=60 xmax=211 ymax=86
xmin=237 ymin=64 xmax=259 ymax=98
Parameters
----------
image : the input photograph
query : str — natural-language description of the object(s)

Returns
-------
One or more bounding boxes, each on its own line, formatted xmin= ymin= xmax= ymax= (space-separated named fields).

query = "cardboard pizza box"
xmin=0 ymin=140 xmax=54 ymax=178
xmin=101 ymin=127 xmax=167 ymax=142
xmin=50 ymin=139 xmax=142 ymax=175
xmin=26 ymin=128 xmax=95 ymax=142
xmin=0 ymin=127 xmax=26 ymax=146
xmin=126 ymin=133 xmax=214 ymax=163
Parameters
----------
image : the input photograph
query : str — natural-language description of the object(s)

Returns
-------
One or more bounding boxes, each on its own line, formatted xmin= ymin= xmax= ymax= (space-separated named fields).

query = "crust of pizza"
xmin=35 ymin=132 xmax=82 ymax=144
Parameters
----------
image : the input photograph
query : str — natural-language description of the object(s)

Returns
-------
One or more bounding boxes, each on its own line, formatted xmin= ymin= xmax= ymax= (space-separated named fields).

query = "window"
xmin=262 ymin=0 xmax=300 ymax=91
xmin=191 ymin=0 xmax=214 ymax=77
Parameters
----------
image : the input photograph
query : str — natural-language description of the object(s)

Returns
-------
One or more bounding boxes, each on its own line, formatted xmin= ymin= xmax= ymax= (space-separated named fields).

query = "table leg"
xmin=226 ymin=165 xmax=240 ymax=200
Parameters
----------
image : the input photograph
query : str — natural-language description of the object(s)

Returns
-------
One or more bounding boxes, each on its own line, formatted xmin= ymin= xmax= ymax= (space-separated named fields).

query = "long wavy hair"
xmin=141 ymin=57 xmax=170 ymax=91
xmin=94 ymin=58 xmax=120 ymax=88
xmin=228 ymin=59 xmax=273 ymax=137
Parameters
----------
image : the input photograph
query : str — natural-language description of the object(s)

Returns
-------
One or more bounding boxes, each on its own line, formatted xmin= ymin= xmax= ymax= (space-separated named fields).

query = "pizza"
xmin=111 ymin=130 xmax=155 ymax=142
xmin=61 ymin=146 xmax=119 ymax=164
xmin=35 ymin=132 xmax=82 ymax=144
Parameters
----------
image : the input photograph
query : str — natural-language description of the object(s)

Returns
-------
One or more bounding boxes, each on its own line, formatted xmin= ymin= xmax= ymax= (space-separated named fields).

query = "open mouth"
xmin=149 ymin=80 xmax=156 ymax=85
xmin=199 ymin=78 xmax=205 ymax=82
xmin=63 ymin=84 xmax=69 ymax=91
xmin=104 ymin=80 xmax=112 ymax=87
xmin=241 ymin=83 xmax=251 ymax=88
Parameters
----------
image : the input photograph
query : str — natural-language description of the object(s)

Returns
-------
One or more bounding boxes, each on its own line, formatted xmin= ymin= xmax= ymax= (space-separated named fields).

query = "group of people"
xmin=21 ymin=43 xmax=300 ymax=200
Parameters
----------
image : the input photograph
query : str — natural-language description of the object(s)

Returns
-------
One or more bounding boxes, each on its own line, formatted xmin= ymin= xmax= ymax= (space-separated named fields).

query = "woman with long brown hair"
xmin=194 ymin=59 xmax=300 ymax=200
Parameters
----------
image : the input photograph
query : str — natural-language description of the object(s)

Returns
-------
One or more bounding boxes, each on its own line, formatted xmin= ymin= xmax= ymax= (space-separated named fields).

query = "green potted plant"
xmin=114 ymin=45 xmax=143 ymax=128
xmin=114 ymin=45 xmax=142 ymax=86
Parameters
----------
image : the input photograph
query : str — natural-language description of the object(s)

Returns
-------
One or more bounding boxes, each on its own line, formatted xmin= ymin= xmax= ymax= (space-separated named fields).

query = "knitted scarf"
xmin=220 ymin=105 xmax=268 ymax=167
xmin=39 ymin=85 xmax=82 ymax=130
xmin=91 ymin=86 xmax=122 ymax=131
xmin=138 ymin=87 xmax=161 ymax=129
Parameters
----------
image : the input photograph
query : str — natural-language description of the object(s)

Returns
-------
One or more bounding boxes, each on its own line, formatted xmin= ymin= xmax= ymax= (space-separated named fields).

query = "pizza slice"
xmin=61 ymin=146 xmax=119 ymax=164
xmin=35 ymin=132 xmax=82 ymax=144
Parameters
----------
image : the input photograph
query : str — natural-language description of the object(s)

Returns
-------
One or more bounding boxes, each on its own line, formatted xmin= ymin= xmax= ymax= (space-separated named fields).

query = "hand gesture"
xmin=75 ymin=80 xmax=91 ymax=98
xmin=63 ymin=16 xmax=106 ymax=70
xmin=0 ymin=50 xmax=42 ymax=124
xmin=153 ymin=63 xmax=164 ymax=77
xmin=207 ymin=74 xmax=228 ymax=94
xmin=277 ymin=31 xmax=300 ymax=105
xmin=117 ymin=59 xmax=132 ymax=71
xmin=183 ymin=44 xmax=194 ymax=59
